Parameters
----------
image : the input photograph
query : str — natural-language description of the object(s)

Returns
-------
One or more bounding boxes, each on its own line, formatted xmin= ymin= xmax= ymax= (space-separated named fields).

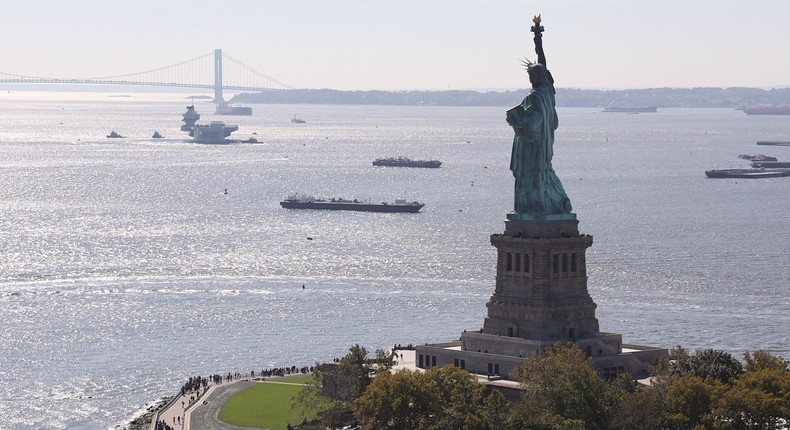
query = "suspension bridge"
xmin=0 ymin=49 xmax=293 ymax=105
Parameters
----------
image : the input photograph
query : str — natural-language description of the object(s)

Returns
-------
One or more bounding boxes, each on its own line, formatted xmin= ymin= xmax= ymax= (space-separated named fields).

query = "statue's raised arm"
xmin=532 ymin=15 xmax=546 ymax=67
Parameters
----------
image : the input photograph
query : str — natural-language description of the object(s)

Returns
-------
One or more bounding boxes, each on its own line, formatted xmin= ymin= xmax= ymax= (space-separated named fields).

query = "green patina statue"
xmin=506 ymin=15 xmax=573 ymax=220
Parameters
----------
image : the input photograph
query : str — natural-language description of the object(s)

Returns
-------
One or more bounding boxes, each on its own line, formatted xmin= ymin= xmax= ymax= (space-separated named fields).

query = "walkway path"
xmin=150 ymin=349 xmax=417 ymax=430
xmin=150 ymin=378 xmax=251 ymax=430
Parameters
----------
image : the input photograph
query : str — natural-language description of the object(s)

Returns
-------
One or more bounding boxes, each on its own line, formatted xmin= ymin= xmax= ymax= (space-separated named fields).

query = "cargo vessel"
xmin=705 ymin=169 xmax=788 ymax=178
xmin=757 ymin=141 xmax=790 ymax=146
xmin=372 ymin=157 xmax=442 ymax=168
xmin=280 ymin=194 xmax=424 ymax=213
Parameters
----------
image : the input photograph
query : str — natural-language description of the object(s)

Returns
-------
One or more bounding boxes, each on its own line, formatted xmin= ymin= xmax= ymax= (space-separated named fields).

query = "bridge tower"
xmin=214 ymin=48 xmax=223 ymax=103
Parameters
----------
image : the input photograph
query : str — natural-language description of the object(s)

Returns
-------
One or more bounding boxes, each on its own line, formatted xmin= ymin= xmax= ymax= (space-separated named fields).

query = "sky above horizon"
xmin=2 ymin=0 xmax=789 ymax=91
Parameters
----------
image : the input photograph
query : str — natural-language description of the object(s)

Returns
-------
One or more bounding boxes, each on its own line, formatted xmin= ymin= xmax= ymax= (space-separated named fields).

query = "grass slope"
xmin=219 ymin=378 xmax=315 ymax=430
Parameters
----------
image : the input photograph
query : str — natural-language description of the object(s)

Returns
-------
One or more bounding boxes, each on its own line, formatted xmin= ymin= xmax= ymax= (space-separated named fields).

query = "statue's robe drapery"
xmin=507 ymin=83 xmax=572 ymax=216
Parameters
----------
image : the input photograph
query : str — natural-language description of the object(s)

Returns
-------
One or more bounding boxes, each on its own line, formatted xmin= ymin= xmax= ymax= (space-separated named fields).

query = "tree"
xmin=354 ymin=365 xmax=510 ymax=430
xmin=478 ymin=389 xmax=512 ymax=430
xmin=373 ymin=347 xmax=397 ymax=373
xmin=655 ymin=347 xmax=790 ymax=430
xmin=506 ymin=399 xmax=585 ymax=430
xmin=354 ymin=369 xmax=436 ymax=430
xmin=743 ymin=350 xmax=790 ymax=373
xmin=686 ymin=349 xmax=744 ymax=384
xmin=513 ymin=343 xmax=622 ymax=430
xmin=664 ymin=375 xmax=720 ymax=430
xmin=424 ymin=365 xmax=490 ymax=430
xmin=610 ymin=386 xmax=665 ymax=430
xmin=652 ymin=345 xmax=690 ymax=379
xmin=294 ymin=344 xmax=372 ymax=428
xmin=714 ymin=350 xmax=790 ymax=430
xmin=656 ymin=347 xmax=743 ymax=384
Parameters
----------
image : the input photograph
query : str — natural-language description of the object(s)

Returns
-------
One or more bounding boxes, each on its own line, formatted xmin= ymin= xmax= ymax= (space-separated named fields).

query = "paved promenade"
xmin=150 ymin=378 xmax=255 ymax=430
xmin=150 ymin=349 xmax=417 ymax=430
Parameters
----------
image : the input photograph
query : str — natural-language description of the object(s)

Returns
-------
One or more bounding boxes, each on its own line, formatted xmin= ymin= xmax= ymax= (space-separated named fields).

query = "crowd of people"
xmin=393 ymin=343 xmax=415 ymax=350
xmin=179 ymin=365 xmax=316 ymax=396
xmin=154 ymin=417 xmax=178 ymax=430
xmin=252 ymin=365 xmax=314 ymax=378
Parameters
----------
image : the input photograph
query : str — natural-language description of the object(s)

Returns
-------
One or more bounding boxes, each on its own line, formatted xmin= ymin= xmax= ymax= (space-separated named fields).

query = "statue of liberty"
xmin=506 ymin=15 xmax=573 ymax=220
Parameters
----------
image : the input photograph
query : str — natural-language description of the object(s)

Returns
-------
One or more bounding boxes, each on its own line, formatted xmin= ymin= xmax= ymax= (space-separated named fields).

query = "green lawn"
xmin=219 ymin=377 xmax=317 ymax=430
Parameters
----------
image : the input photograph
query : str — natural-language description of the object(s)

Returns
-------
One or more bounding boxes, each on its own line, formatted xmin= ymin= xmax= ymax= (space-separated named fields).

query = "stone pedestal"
xmin=416 ymin=217 xmax=666 ymax=380
xmin=468 ymin=218 xmax=600 ymax=351
xmin=504 ymin=217 xmax=579 ymax=238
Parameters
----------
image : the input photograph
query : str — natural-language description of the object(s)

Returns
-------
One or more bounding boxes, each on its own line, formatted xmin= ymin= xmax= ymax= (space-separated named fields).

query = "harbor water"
xmin=0 ymin=91 xmax=788 ymax=429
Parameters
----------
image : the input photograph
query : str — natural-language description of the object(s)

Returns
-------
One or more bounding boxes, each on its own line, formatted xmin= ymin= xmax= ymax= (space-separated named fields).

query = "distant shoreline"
xmin=230 ymin=86 xmax=790 ymax=109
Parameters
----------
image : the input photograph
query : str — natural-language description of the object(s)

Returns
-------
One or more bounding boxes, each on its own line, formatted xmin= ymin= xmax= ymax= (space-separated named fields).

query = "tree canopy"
xmin=293 ymin=345 xmax=790 ymax=430
xmin=294 ymin=344 xmax=394 ymax=428
xmin=354 ymin=365 xmax=505 ymax=430
xmin=512 ymin=343 xmax=623 ymax=430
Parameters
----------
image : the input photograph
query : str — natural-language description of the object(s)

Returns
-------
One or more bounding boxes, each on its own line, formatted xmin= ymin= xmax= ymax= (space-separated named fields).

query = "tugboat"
xmin=106 ymin=131 xmax=125 ymax=138
xmin=280 ymin=194 xmax=424 ymax=213
xmin=372 ymin=157 xmax=442 ymax=168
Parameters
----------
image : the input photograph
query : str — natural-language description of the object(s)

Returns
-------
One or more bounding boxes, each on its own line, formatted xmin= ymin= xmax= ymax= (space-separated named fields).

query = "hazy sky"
xmin=3 ymin=0 xmax=789 ymax=91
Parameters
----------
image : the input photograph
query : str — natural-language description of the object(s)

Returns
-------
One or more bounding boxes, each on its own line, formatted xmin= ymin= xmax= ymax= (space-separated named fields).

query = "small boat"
xmin=152 ymin=131 xmax=163 ymax=139
xmin=705 ymin=169 xmax=787 ymax=178
xmin=241 ymin=137 xmax=259 ymax=143
xmin=291 ymin=116 xmax=306 ymax=124
xmin=372 ymin=157 xmax=442 ymax=168
xmin=106 ymin=131 xmax=125 ymax=138
xmin=280 ymin=194 xmax=424 ymax=213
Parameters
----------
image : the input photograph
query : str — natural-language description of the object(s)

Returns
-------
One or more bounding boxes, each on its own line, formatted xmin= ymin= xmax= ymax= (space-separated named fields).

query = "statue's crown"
xmin=521 ymin=58 xmax=547 ymax=76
